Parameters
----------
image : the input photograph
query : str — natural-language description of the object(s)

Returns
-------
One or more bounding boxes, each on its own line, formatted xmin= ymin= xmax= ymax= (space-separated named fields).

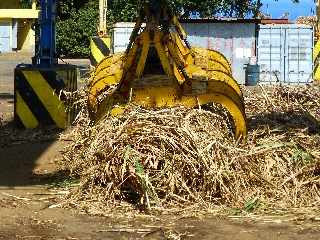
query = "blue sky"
xmin=261 ymin=0 xmax=315 ymax=20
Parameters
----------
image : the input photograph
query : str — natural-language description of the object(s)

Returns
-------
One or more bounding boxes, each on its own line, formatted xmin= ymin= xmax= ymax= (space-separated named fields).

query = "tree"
xmin=57 ymin=0 xmax=97 ymax=19
xmin=107 ymin=0 xmax=264 ymax=20
xmin=56 ymin=1 xmax=98 ymax=57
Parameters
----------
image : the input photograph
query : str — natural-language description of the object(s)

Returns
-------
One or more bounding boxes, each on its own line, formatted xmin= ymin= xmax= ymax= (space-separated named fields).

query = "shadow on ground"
xmin=248 ymin=110 xmax=320 ymax=134
xmin=0 ymin=93 xmax=14 ymax=100
xmin=0 ymin=119 xmax=70 ymax=188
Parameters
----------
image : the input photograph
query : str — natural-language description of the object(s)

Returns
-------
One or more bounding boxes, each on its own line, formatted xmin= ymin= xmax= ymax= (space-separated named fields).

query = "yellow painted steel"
xmin=16 ymin=91 xmax=39 ymax=128
xmin=192 ymin=47 xmax=232 ymax=75
xmin=94 ymin=54 xmax=123 ymax=75
xmin=22 ymin=71 xmax=67 ymax=129
xmin=313 ymin=40 xmax=320 ymax=81
xmin=90 ymin=37 xmax=111 ymax=66
xmin=0 ymin=9 xmax=39 ymax=19
xmin=154 ymin=32 xmax=175 ymax=78
xmin=88 ymin=1 xmax=247 ymax=139
xmin=136 ymin=33 xmax=150 ymax=78
xmin=206 ymin=70 xmax=243 ymax=101
xmin=88 ymin=56 xmax=124 ymax=115
xmin=92 ymin=83 xmax=247 ymax=138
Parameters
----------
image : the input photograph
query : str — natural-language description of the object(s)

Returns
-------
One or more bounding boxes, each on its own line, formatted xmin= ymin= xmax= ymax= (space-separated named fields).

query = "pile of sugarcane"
xmin=60 ymin=84 xmax=320 ymax=211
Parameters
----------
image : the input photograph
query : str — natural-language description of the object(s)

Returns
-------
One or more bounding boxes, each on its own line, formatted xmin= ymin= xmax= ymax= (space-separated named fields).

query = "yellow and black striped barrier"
xmin=14 ymin=65 xmax=77 ymax=129
xmin=313 ymin=40 xmax=320 ymax=81
xmin=90 ymin=36 xmax=111 ymax=67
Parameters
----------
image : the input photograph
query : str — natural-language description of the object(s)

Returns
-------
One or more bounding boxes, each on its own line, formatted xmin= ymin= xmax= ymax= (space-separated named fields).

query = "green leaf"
xmin=244 ymin=196 xmax=260 ymax=212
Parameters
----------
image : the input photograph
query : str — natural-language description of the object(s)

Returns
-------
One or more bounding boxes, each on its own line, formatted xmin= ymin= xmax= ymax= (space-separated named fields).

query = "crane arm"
xmin=98 ymin=0 xmax=108 ymax=36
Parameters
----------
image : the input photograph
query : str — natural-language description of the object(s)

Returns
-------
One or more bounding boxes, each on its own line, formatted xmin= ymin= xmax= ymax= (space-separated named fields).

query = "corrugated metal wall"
xmin=113 ymin=22 xmax=135 ymax=53
xmin=258 ymin=24 xmax=313 ymax=84
xmin=0 ymin=20 xmax=12 ymax=53
xmin=182 ymin=22 xmax=256 ymax=84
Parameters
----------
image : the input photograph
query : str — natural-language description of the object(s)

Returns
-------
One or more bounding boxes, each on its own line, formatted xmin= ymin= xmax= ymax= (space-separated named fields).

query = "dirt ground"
xmin=0 ymin=53 xmax=320 ymax=239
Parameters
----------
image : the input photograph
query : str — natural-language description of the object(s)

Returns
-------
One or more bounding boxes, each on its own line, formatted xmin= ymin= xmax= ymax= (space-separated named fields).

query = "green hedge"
xmin=56 ymin=5 xmax=98 ymax=57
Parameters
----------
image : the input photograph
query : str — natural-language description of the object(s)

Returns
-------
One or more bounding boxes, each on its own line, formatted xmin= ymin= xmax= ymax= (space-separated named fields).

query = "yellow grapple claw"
xmin=87 ymin=0 xmax=247 ymax=140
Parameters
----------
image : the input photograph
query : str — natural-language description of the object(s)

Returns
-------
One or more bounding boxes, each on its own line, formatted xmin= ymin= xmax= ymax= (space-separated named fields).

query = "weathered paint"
xmin=14 ymin=64 xmax=78 ymax=129
xmin=258 ymin=24 xmax=313 ymax=85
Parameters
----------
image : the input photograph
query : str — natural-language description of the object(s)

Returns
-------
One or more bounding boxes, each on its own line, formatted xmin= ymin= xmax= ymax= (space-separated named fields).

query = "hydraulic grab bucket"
xmin=87 ymin=0 xmax=247 ymax=139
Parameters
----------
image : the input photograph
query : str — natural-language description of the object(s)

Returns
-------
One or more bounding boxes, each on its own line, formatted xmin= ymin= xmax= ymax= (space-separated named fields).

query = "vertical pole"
xmin=99 ymin=0 xmax=108 ymax=36
xmin=313 ymin=0 xmax=320 ymax=81
xmin=39 ymin=0 xmax=57 ymax=66
xmin=317 ymin=0 xmax=320 ymax=40
xmin=32 ymin=0 xmax=37 ymax=10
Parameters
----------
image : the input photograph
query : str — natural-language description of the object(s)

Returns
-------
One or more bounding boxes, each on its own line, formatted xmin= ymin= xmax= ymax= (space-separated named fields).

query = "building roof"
xmin=180 ymin=18 xmax=291 ymax=24
xmin=0 ymin=0 xmax=38 ymax=19
xmin=180 ymin=18 xmax=259 ymax=23
xmin=260 ymin=19 xmax=290 ymax=24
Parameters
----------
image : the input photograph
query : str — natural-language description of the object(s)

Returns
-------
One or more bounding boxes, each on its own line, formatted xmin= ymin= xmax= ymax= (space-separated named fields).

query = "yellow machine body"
xmin=88 ymin=0 xmax=247 ymax=139
xmin=314 ymin=0 xmax=320 ymax=81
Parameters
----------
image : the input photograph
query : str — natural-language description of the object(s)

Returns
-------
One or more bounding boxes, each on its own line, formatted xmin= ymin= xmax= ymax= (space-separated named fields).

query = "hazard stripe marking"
xmin=22 ymin=70 xmax=67 ymax=129
xmin=91 ymin=40 xmax=106 ymax=64
xmin=90 ymin=37 xmax=111 ymax=66
xmin=16 ymin=91 xmax=39 ymax=128
xmin=15 ymin=69 xmax=54 ymax=125
xmin=90 ymin=54 xmax=98 ymax=66
xmin=93 ymin=37 xmax=110 ymax=56
xmin=40 ymin=70 xmax=65 ymax=92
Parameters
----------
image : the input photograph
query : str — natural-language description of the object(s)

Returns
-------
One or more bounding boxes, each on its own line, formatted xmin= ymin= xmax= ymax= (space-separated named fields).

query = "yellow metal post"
xmin=90 ymin=0 xmax=111 ymax=67
xmin=32 ymin=0 xmax=37 ymax=10
xmin=314 ymin=0 xmax=320 ymax=81
xmin=99 ymin=0 xmax=107 ymax=36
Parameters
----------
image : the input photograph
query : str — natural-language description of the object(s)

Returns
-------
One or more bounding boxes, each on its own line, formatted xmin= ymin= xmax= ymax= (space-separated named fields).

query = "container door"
xmin=112 ymin=23 xmax=134 ymax=53
xmin=258 ymin=25 xmax=284 ymax=84
xmin=0 ymin=20 xmax=11 ymax=53
xmin=285 ymin=27 xmax=313 ymax=84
